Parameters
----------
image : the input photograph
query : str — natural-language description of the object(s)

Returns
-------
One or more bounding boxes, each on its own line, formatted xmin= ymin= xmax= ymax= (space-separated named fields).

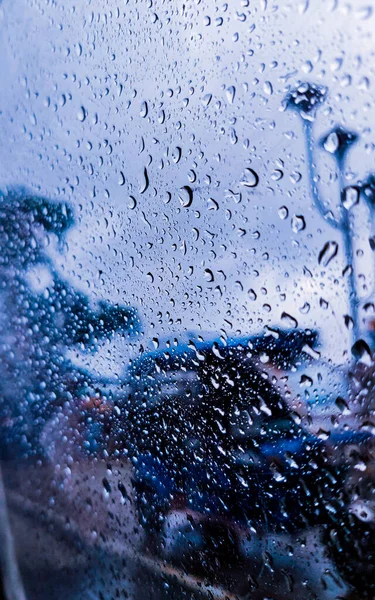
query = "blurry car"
xmin=122 ymin=336 xmax=340 ymax=557
xmin=40 ymin=365 xmax=119 ymax=463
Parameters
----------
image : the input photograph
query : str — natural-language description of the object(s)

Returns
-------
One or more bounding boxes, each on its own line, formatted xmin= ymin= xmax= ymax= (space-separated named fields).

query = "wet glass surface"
xmin=1 ymin=2 xmax=375 ymax=599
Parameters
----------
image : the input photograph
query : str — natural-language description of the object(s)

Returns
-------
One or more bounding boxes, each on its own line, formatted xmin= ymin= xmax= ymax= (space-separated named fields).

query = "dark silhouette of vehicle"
xmin=123 ymin=334 xmax=339 ymax=556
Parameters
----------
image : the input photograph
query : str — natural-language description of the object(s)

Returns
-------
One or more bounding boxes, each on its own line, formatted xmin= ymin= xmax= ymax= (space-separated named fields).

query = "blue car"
xmin=123 ymin=337 xmax=349 ymax=544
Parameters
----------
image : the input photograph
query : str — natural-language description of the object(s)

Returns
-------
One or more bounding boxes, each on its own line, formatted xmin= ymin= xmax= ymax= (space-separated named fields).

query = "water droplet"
xmin=318 ymin=241 xmax=338 ymax=266
xmin=172 ymin=147 xmax=182 ymax=164
xmin=263 ymin=81 xmax=273 ymax=96
xmin=226 ymin=86 xmax=236 ymax=104
xmin=248 ymin=289 xmax=257 ymax=301
xmin=271 ymin=169 xmax=283 ymax=181
xmin=323 ymin=132 xmax=339 ymax=154
xmin=202 ymin=93 xmax=212 ymax=107
xmin=204 ymin=268 xmax=214 ymax=282
xmin=178 ymin=186 xmax=193 ymax=207
xmin=140 ymin=168 xmax=149 ymax=194
xmin=299 ymin=374 xmax=313 ymax=388
xmin=278 ymin=206 xmax=289 ymax=220
xmin=355 ymin=6 xmax=373 ymax=20
xmin=300 ymin=302 xmax=310 ymax=314
xmin=342 ymin=186 xmax=360 ymax=210
xmin=281 ymin=312 xmax=298 ymax=328
xmin=335 ymin=396 xmax=351 ymax=414
xmin=140 ymin=101 xmax=148 ymax=118
xmin=291 ymin=215 xmax=306 ymax=233
xmin=77 ymin=106 xmax=87 ymax=122
xmin=240 ymin=168 xmax=259 ymax=188
xmin=128 ymin=196 xmax=137 ymax=209
xmin=118 ymin=171 xmax=126 ymax=186
xmin=351 ymin=339 xmax=372 ymax=365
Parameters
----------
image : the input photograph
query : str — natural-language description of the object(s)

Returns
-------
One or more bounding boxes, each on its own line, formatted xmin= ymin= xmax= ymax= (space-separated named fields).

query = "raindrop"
xmin=335 ymin=396 xmax=351 ymax=414
xmin=291 ymin=215 xmax=306 ymax=233
xmin=140 ymin=101 xmax=148 ymax=118
xmin=300 ymin=302 xmax=310 ymax=314
xmin=77 ymin=106 xmax=87 ymax=122
xmin=241 ymin=168 xmax=259 ymax=188
xmin=278 ymin=206 xmax=289 ymax=220
xmin=140 ymin=168 xmax=149 ymax=194
xmin=323 ymin=132 xmax=339 ymax=154
xmin=281 ymin=312 xmax=298 ymax=328
xmin=342 ymin=186 xmax=360 ymax=210
xmin=248 ymin=289 xmax=257 ymax=301
xmin=204 ymin=268 xmax=214 ymax=282
xmin=263 ymin=81 xmax=273 ymax=96
xmin=178 ymin=185 xmax=193 ymax=207
xmin=351 ymin=339 xmax=372 ymax=365
xmin=202 ymin=93 xmax=212 ymax=107
xmin=299 ymin=374 xmax=313 ymax=388
xmin=118 ymin=171 xmax=126 ymax=186
xmin=172 ymin=147 xmax=182 ymax=164
xmin=226 ymin=86 xmax=236 ymax=104
xmin=128 ymin=196 xmax=137 ymax=209
xmin=318 ymin=241 xmax=338 ymax=266
xmin=271 ymin=169 xmax=283 ymax=181
xmin=355 ymin=6 xmax=373 ymax=20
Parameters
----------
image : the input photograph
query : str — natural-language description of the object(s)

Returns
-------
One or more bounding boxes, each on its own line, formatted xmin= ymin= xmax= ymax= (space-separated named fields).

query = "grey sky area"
xmin=1 ymin=0 xmax=375 ymax=373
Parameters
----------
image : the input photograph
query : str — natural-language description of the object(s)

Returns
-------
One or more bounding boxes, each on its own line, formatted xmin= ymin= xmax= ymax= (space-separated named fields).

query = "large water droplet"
xmin=240 ymin=168 xmax=259 ymax=188
xmin=77 ymin=106 xmax=87 ymax=122
xmin=202 ymin=93 xmax=212 ymax=107
xmin=318 ymin=241 xmax=338 ymax=266
xmin=178 ymin=186 xmax=193 ymax=207
xmin=342 ymin=186 xmax=360 ymax=210
xmin=278 ymin=206 xmax=289 ymax=220
xmin=140 ymin=101 xmax=148 ymax=118
xmin=226 ymin=86 xmax=236 ymax=104
xmin=291 ymin=215 xmax=306 ymax=233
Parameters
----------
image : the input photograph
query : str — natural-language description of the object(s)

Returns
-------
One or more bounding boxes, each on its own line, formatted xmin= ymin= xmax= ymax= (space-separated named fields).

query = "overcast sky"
xmin=1 ymin=0 xmax=375 ymax=373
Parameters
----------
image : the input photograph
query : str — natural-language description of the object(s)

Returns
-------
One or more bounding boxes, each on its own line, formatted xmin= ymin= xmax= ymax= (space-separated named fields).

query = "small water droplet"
xmin=278 ymin=206 xmax=289 ymax=220
xmin=140 ymin=101 xmax=148 ymax=118
xmin=281 ymin=312 xmax=298 ymax=328
xmin=263 ymin=81 xmax=273 ymax=96
xmin=248 ymin=289 xmax=257 ymax=301
xmin=226 ymin=85 xmax=236 ymax=104
xmin=77 ymin=106 xmax=87 ymax=122
xmin=291 ymin=215 xmax=306 ymax=233
xmin=351 ymin=339 xmax=372 ymax=365
xmin=241 ymin=168 xmax=259 ymax=188
xmin=342 ymin=186 xmax=360 ymax=210
xmin=178 ymin=186 xmax=193 ymax=207
xmin=202 ymin=93 xmax=212 ymax=107
xmin=204 ymin=268 xmax=214 ymax=282
xmin=271 ymin=169 xmax=283 ymax=181
xmin=140 ymin=168 xmax=149 ymax=194
xmin=118 ymin=171 xmax=126 ymax=186
xmin=318 ymin=241 xmax=338 ymax=266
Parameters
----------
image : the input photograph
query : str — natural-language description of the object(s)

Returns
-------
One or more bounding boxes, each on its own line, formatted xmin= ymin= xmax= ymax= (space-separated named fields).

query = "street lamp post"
xmin=285 ymin=83 xmax=361 ymax=346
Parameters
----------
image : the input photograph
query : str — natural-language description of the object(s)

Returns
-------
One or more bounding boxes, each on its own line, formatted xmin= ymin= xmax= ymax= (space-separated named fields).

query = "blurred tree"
xmin=0 ymin=187 xmax=141 ymax=458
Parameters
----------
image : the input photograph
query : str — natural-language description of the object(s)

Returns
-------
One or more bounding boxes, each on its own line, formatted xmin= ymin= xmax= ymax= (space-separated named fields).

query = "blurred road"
xmin=0 ymin=458 xmax=352 ymax=600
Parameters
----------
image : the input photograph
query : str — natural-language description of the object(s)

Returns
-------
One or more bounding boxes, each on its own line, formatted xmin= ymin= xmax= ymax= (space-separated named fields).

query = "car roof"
xmin=127 ymin=329 xmax=318 ymax=379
